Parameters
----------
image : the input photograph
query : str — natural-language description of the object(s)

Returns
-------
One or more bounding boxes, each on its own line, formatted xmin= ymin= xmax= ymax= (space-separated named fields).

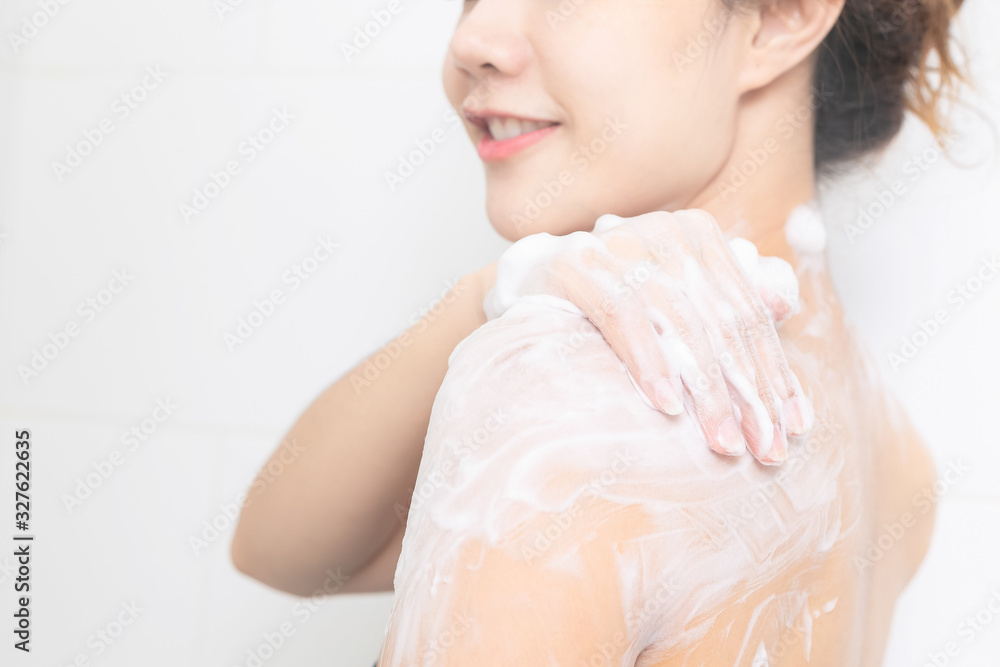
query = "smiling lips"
xmin=465 ymin=111 xmax=560 ymax=162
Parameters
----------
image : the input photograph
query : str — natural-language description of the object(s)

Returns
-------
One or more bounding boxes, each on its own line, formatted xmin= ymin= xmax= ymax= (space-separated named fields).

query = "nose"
xmin=447 ymin=1 xmax=532 ymax=84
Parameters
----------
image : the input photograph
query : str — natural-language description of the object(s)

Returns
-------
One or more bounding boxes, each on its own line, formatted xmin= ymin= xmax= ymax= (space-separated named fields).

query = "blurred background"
xmin=0 ymin=0 xmax=997 ymax=665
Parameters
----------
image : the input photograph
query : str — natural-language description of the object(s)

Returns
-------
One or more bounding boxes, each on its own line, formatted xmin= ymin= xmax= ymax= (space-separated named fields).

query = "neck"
xmin=682 ymin=62 xmax=823 ymax=272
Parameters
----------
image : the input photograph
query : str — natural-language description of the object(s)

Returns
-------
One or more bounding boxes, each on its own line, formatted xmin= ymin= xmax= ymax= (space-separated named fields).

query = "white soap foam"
xmin=785 ymin=202 xmax=827 ymax=255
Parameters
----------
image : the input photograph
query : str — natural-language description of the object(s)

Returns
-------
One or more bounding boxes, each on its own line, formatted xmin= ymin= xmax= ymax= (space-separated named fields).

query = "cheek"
xmin=552 ymin=84 xmax=735 ymax=219
xmin=549 ymin=16 xmax=733 ymax=142
xmin=618 ymin=89 xmax=735 ymax=181
xmin=556 ymin=30 xmax=740 ymax=212
xmin=441 ymin=57 xmax=464 ymax=108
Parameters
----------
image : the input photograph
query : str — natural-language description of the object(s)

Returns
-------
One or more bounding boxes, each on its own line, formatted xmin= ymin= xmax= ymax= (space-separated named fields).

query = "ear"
xmin=736 ymin=0 xmax=845 ymax=93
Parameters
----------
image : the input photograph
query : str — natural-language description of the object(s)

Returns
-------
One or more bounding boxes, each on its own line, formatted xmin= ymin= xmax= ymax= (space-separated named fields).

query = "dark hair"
xmin=726 ymin=0 xmax=967 ymax=173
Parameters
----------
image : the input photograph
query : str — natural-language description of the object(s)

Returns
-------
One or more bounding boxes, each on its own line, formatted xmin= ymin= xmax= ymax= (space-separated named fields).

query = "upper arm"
xmin=377 ymin=305 xmax=662 ymax=666
xmin=333 ymin=519 xmax=407 ymax=594
xmin=379 ymin=465 xmax=647 ymax=666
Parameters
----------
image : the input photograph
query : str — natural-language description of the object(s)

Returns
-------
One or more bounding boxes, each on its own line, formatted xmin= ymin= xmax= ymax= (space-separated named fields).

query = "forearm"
xmin=231 ymin=265 xmax=495 ymax=595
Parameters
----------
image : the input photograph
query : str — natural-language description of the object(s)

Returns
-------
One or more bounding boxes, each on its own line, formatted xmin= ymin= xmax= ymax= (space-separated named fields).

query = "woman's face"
xmin=443 ymin=0 xmax=749 ymax=241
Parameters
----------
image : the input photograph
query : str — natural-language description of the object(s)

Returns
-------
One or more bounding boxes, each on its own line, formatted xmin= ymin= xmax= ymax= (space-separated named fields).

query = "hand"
xmin=483 ymin=208 xmax=814 ymax=465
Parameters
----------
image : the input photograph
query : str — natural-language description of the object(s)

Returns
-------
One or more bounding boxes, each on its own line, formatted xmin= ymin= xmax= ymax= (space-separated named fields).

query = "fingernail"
xmin=766 ymin=422 xmax=788 ymax=463
xmin=770 ymin=298 xmax=791 ymax=323
xmin=784 ymin=398 xmax=804 ymax=434
xmin=784 ymin=396 xmax=814 ymax=436
xmin=718 ymin=416 xmax=746 ymax=455
xmin=654 ymin=378 xmax=684 ymax=415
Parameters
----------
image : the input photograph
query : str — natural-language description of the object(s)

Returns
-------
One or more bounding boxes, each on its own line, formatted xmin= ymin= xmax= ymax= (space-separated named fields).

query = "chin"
xmin=486 ymin=189 xmax=597 ymax=241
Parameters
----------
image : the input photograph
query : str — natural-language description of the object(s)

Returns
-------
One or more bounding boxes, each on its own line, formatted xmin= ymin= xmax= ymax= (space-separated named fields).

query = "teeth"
xmin=486 ymin=117 xmax=554 ymax=141
xmin=504 ymin=117 xmax=519 ymax=139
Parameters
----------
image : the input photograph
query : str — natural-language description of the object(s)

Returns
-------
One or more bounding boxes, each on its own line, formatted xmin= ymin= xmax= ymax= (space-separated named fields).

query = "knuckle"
xmin=679 ymin=208 xmax=715 ymax=234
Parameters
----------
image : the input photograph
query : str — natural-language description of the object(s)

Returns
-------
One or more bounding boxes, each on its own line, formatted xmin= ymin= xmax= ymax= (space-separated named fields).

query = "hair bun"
xmin=813 ymin=0 xmax=968 ymax=173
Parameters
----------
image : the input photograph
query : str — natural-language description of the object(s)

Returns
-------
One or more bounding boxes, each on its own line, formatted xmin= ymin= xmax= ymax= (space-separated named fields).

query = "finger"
xmin=634 ymin=209 xmax=811 ymax=445
xmin=674 ymin=213 xmax=796 ymax=457
xmin=640 ymin=274 xmax=747 ymax=456
xmin=620 ymin=214 xmax=762 ymax=455
xmin=702 ymin=223 xmax=810 ymax=424
xmin=634 ymin=213 xmax=782 ymax=457
xmin=743 ymin=311 xmax=815 ymax=437
xmin=657 ymin=254 xmax=786 ymax=463
xmin=596 ymin=218 xmax=811 ymax=438
xmin=782 ymin=369 xmax=815 ymax=436
xmin=616 ymin=211 xmax=694 ymax=282
xmin=736 ymin=315 xmax=795 ymax=464
xmin=552 ymin=255 xmax=685 ymax=416
xmin=727 ymin=238 xmax=800 ymax=323
xmin=567 ymin=224 xmax=692 ymax=415
xmin=755 ymin=255 xmax=801 ymax=324
xmin=680 ymin=211 xmax=813 ymax=437
xmin=713 ymin=317 xmax=777 ymax=462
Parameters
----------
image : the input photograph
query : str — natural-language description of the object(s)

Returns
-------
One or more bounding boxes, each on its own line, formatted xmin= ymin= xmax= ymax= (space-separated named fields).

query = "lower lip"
xmin=477 ymin=125 xmax=559 ymax=162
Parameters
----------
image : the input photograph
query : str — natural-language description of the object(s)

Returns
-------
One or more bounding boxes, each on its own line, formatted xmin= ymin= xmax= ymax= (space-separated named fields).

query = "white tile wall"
xmin=0 ymin=0 xmax=996 ymax=665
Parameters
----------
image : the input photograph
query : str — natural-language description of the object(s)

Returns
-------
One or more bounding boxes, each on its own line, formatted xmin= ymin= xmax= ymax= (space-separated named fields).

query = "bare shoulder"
xmin=383 ymin=300 xmax=857 ymax=664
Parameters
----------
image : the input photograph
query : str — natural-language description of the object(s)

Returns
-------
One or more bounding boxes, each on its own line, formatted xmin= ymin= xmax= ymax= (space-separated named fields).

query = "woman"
xmin=232 ymin=0 xmax=965 ymax=663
